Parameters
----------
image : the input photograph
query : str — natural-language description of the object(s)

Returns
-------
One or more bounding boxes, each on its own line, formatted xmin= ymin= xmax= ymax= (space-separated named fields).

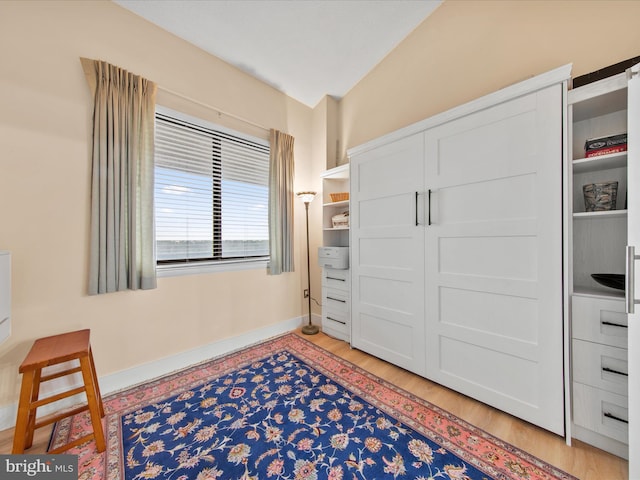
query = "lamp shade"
xmin=296 ymin=191 xmax=317 ymax=204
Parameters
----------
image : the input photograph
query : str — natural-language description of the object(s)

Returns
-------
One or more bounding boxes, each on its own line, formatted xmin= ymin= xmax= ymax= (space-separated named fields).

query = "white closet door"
xmin=627 ymin=62 xmax=640 ymax=479
xmin=424 ymin=84 xmax=565 ymax=434
xmin=350 ymin=133 xmax=426 ymax=375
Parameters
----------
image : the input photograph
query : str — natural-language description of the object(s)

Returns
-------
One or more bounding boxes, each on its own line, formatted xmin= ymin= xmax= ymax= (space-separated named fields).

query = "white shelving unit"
xmin=321 ymin=164 xmax=350 ymax=247
xmin=568 ymin=72 xmax=629 ymax=458
xmin=320 ymin=164 xmax=350 ymax=342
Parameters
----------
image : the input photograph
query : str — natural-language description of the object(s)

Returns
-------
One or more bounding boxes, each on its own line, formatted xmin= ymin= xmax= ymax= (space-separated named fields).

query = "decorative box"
xmin=585 ymin=133 xmax=627 ymax=158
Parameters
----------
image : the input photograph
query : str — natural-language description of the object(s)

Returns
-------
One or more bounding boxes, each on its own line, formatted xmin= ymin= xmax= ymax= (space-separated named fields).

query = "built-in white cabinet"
xmin=320 ymin=165 xmax=350 ymax=342
xmin=321 ymin=267 xmax=350 ymax=341
xmin=627 ymin=62 xmax=640 ymax=479
xmin=568 ymin=71 xmax=631 ymax=459
xmin=349 ymin=65 xmax=570 ymax=436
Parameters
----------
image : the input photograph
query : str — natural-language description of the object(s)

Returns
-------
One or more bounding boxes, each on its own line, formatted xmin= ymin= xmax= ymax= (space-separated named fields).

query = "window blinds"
xmin=155 ymin=113 xmax=270 ymax=263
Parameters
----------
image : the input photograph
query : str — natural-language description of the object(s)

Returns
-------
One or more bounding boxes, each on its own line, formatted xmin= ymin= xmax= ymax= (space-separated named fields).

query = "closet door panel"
xmin=436 ymin=174 xmax=536 ymax=225
xmin=351 ymin=133 xmax=426 ymax=375
xmin=439 ymin=286 xmax=538 ymax=343
xmin=432 ymin=94 xmax=538 ymax=185
xmin=424 ymin=84 xmax=565 ymax=435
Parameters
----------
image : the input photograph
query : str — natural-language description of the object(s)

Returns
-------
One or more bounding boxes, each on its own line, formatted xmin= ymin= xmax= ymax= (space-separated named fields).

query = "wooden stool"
xmin=12 ymin=329 xmax=106 ymax=454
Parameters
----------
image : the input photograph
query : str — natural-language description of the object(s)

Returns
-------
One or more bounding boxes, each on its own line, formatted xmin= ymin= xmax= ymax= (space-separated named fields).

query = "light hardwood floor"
xmin=0 ymin=330 xmax=628 ymax=479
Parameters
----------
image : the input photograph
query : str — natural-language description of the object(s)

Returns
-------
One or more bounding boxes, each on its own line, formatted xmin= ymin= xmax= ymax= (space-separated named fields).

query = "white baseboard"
xmin=0 ymin=314 xmax=317 ymax=432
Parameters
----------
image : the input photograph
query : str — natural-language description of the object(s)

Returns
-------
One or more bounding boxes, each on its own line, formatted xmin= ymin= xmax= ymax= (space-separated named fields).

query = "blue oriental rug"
xmin=50 ymin=333 xmax=577 ymax=480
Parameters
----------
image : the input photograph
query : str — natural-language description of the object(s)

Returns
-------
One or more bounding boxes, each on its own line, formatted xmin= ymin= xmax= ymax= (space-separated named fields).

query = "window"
xmin=154 ymin=107 xmax=270 ymax=273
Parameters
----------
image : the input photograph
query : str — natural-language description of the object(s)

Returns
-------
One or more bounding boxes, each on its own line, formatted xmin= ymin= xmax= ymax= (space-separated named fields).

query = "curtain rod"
xmin=156 ymin=85 xmax=270 ymax=133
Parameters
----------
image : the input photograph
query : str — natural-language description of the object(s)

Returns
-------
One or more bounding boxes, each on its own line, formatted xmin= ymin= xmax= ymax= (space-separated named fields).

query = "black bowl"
xmin=591 ymin=273 xmax=625 ymax=291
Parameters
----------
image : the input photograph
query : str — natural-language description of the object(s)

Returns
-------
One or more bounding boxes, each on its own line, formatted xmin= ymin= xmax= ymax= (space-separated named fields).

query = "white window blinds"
xmin=155 ymin=111 xmax=270 ymax=263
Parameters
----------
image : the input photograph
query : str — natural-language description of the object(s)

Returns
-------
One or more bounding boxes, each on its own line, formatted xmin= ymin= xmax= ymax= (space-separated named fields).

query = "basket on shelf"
xmin=329 ymin=192 xmax=349 ymax=202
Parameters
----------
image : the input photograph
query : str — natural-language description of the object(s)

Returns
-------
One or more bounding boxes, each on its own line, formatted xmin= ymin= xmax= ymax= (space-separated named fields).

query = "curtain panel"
xmin=81 ymin=58 xmax=157 ymax=294
xmin=268 ymin=129 xmax=295 ymax=275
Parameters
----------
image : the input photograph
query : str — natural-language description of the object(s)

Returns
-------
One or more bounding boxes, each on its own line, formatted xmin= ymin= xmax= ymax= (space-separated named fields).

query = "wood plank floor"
xmin=0 ymin=330 xmax=628 ymax=479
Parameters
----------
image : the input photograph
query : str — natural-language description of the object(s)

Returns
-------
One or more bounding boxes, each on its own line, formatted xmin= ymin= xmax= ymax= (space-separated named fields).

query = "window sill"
xmin=157 ymin=258 xmax=269 ymax=278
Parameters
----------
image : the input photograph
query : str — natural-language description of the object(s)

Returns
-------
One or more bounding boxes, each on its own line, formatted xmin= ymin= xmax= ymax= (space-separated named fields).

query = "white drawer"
xmin=322 ymin=268 xmax=350 ymax=291
xmin=323 ymin=304 xmax=349 ymax=323
xmin=572 ymin=295 xmax=627 ymax=348
xmin=323 ymin=287 xmax=349 ymax=313
xmin=322 ymin=307 xmax=349 ymax=340
xmin=573 ymin=382 xmax=628 ymax=444
xmin=572 ymin=339 xmax=627 ymax=396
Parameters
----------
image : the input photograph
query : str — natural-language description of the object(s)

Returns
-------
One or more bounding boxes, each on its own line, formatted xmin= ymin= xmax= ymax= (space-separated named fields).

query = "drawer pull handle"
xmin=327 ymin=296 xmax=346 ymax=303
xmin=0 ymin=317 xmax=8 ymax=326
xmin=604 ymin=412 xmax=629 ymax=424
xmin=601 ymin=321 xmax=628 ymax=329
xmin=602 ymin=367 xmax=628 ymax=377
xmin=626 ymin=245 xmax=640 ymax=313
xmin=326 ymin=277 xmax=346 ymax=282
xmin=326 ymin=316 xmax=346 ymax=325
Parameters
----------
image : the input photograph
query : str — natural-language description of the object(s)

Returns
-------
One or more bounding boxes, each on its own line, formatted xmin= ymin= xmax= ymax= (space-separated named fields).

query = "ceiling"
xmin=113 ymin=0 xmax=442 ymax=108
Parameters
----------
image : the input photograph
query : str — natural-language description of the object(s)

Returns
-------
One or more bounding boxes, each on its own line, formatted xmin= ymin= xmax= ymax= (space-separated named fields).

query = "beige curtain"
xmin=82 ymin=58 xmax=157 ymax=294
xmin=268 ymin=129 xmax=295 ymax=275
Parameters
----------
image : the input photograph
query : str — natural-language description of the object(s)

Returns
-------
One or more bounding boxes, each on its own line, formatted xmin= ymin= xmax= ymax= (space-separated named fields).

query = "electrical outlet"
xmin=303 ymin=289 xmax=309 ymax=298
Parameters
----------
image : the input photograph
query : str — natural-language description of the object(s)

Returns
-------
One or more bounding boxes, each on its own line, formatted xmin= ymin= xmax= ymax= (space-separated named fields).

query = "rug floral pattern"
xmin=122 ymin=350 xmax=484 ymax=480
xmin=49 ymin=333 xmax=577 ymax=480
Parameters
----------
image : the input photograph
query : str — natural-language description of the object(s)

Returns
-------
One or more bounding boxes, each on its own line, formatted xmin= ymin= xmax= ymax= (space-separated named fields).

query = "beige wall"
xmin=308 ymin=95 xmax=341 ymax=315
xmin=0 ymin=1 xmax=318 ymax=410
xmin=340 ymin=0 xmax=640 ymax=157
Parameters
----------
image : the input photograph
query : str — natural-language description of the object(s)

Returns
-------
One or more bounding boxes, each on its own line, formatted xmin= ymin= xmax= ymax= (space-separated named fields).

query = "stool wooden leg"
xmin=12 ymin=369 xmax=35 ymax=454
xmin=88 ymin=346 xmax=104 ymax=417
xmin=79 ymin=355 xmax=105 ymax=452
xmin=24 ymin=368 xmax=42 ymax=449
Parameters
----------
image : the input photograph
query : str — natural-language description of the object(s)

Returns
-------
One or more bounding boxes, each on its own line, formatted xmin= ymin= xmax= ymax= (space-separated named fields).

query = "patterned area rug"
xmin=50 ymin=333 xmax=576 ymax=480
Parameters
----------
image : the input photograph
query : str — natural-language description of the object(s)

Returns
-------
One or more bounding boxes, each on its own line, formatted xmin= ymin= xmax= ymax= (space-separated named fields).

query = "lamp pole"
xmin=297 ymin=192 xmax=318 ymax=335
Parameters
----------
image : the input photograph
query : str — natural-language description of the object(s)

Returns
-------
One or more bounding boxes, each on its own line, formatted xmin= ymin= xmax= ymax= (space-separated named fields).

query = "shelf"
xmin=324 ymin=226 xmax=349 ymax=231
xmin=572 ymin=152 xmax=627 ymax=174
xmin=572 ymin=286 xmax=625 ymax=300
xmin=573 ymin=209 xmax=627 ymax=219
xmin=569 ymin=73 xmax=627 ymax=121
xmin=321 ymin=164 xmax=349 ymax=179
xmin=323 ymin=200 xmax=349 ymax=208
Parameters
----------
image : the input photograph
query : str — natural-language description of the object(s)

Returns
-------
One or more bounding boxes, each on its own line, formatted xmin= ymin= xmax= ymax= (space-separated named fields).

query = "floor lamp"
xmin=297 ymin=191 xmax=319 ymax=335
